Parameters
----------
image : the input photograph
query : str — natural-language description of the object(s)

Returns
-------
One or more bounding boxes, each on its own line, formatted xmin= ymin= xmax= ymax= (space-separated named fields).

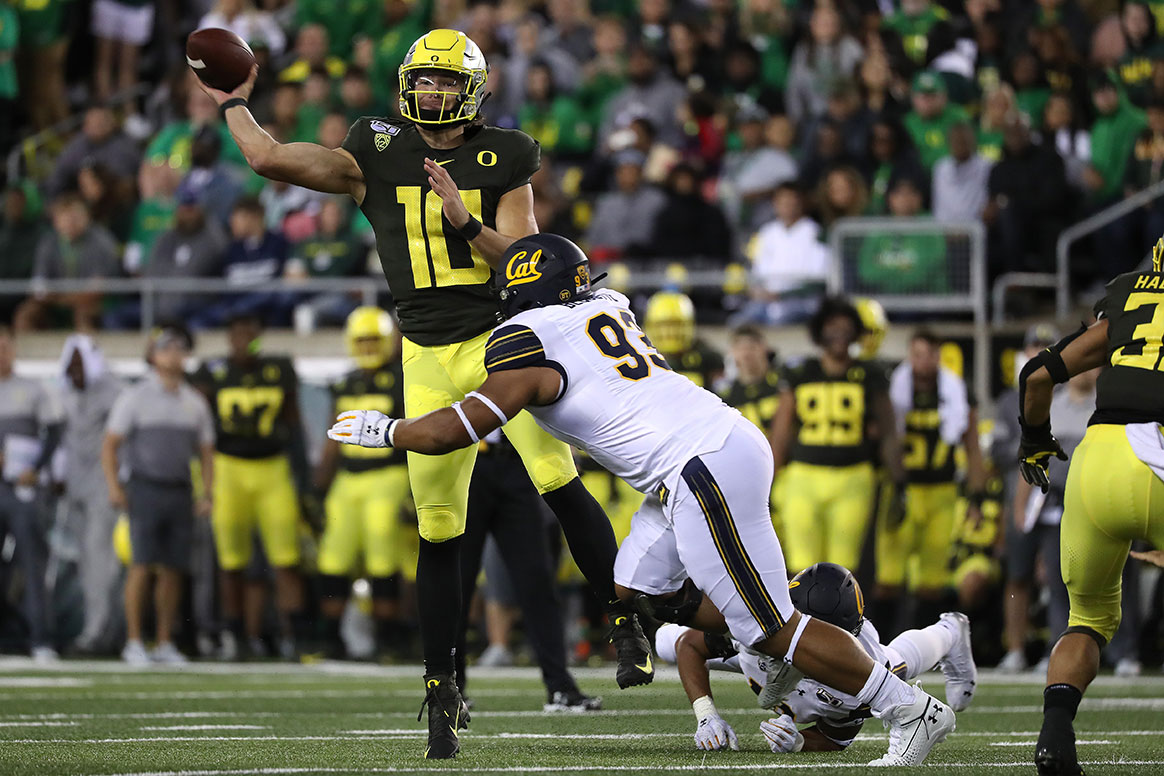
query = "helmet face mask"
xmin=398 ymin=31 xmax=488 ymax=128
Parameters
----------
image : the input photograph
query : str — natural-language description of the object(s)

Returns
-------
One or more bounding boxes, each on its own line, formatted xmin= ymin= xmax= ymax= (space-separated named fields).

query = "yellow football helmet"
xmin=644 ymin=291 xmax=696 ymax=355
xmin=854 ymin=297 xmax=888 ymax=360
xmin=345 ymin=306 xmax=397 ymax=370
xmin=398 ymin=29 xmax=489 ymax=127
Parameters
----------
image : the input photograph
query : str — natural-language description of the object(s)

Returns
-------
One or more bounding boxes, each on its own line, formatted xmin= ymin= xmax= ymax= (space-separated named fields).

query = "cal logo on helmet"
xmin=505 ymin=249 xmax=543 ymax=286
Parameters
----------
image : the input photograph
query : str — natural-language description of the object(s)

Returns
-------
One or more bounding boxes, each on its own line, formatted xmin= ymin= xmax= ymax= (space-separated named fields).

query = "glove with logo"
xmin=761 ymin=714 xmax=805 ymax=753
xmin=694 ymin=714 xmax=739 ymax=751
xmin=1018 ymin=419 xmax=1067 ymax=493
xmin=327 ymin=410 xmax=396 ymax=448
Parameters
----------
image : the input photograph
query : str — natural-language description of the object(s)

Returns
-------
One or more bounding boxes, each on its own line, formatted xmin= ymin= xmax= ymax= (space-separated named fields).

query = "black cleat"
xmin=544 ymin=688 xmax=603 ymax=712
xmin=417 ymin=673 xmax=470 ymax=759
xmin=609 ymin=613 xmax=654 ymax=689
xmin=1035 ymin=715 xmax=1085 ymax=776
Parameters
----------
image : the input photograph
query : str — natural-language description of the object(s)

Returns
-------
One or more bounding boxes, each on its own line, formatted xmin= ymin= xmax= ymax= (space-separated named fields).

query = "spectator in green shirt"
xmin=517 ymin=61 xmax=594 ymax=157
xmin=1009 ymin=50 xmax=1051 ymax=128
xmin=280 ymin=23 xmax=345 ymax=84
xmin=293 ymin=0 xmax=380 ymax=60
xmin=287 ymin=196 xmax=369 ymax=327
xmin=367 ymin=0 xmax=428 ymax=112
xmin=146 ymin=88 xmax=251 ymax=186
xmin=0 ymin=180 xmax=45 ymax=321
xmin=856 ymin=174 xmax=948 ymax=294
xmin=1086 ymin=72 xmax=1147 ymax=204
xmin=904 ymin=71 xmax=970 ymax=171
xmin=977 ymin=84 xmax=1016 ymax=163
xmin=577 ymin=15 xmax=628 ymax=129
xmin=882 ymin=0 xmax=949 ymax=66
xmin=123 ymin=163 xmax=176 ymax=275
xmin=339 ymin=67 xmax=378 ymax=126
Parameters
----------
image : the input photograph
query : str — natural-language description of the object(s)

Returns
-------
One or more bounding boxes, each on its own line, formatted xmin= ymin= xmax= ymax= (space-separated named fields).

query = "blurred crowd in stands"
xmin=6 ymin=0 xmax=1164 ymax=331
xmin=3 ymin=0 xmax=1164 ymax=685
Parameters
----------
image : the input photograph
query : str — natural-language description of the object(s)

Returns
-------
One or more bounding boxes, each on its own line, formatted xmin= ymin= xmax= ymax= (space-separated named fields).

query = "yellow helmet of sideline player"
xmin=398 ymin=30 xmax=489 ymax=127
xmin=854 ymin=297 xmax=888 ymax=360
xmin=644 ymin=291 xmax=695 ymax=355
xmin=345 ymin=306 xmax=397 ymax=370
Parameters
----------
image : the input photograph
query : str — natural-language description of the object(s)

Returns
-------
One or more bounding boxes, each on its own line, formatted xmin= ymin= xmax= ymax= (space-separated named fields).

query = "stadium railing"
xmin=827 ymin=216 xmax=990 ymax=411
xmin=995 ymin=178 xmax=1164 ymax=324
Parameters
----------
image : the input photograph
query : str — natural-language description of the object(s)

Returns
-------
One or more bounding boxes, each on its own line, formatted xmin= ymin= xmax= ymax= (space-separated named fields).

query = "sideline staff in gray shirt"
xmin=102 ymin=324 xmax=214 ymax=665
xmin=0 ymin=325 xmax=64 ymax=660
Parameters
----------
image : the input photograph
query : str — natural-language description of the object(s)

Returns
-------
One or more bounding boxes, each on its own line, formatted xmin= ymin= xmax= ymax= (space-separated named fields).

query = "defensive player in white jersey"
xmin=328 ymin=234 xmax=956 ymax=765
xmin=652 ymin=562 xmax=977 ymax=754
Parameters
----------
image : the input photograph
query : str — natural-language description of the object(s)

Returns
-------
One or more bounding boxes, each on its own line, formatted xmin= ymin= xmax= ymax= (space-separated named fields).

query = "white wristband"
xmin=692 ymin=695 xmax=717 ymax=722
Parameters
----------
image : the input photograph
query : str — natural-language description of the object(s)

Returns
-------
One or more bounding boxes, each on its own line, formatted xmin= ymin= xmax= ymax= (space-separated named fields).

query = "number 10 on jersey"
xmin=397 ymin=186 xmax=490 ymax=289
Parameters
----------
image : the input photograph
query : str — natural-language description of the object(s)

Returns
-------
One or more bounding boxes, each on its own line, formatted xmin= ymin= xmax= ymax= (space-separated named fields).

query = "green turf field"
xmin=0 ymin=659 xmax=1161 ymax=775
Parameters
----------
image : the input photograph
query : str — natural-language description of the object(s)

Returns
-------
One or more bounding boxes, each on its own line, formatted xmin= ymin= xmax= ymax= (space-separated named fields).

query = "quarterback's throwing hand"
xmin=327 ymin=410 xmax=396 ymax=448
xmin=694 ymin=715 xmax=739 ymax=752
xmin=761 ymin=714 xmax=805 ymax=753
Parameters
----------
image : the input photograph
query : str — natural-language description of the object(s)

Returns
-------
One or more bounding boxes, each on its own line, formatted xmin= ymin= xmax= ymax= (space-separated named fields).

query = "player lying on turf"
xmin=328 ymin=233 xmax=957 ymax=766
xmin=652 ymin=562 xmax=976 ymax=753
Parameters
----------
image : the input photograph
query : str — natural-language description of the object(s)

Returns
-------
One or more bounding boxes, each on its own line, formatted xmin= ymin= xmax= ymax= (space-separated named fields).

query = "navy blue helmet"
xmin=789 ymin=562 xmax=864 ymax=636
xmin=495 ymin=233 xmax=595 ymax=319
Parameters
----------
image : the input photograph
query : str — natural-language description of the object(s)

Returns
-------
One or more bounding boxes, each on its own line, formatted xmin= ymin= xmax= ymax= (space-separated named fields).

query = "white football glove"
xmin=327 ymin=410 xmax=395 ymax=448
xmin=761 ymin=714 xmax=805 ymax=753
xmin=694 ymin=714 xmax=739 ymax=751
xmin=757 ymin=656 xmax=805 ymax=710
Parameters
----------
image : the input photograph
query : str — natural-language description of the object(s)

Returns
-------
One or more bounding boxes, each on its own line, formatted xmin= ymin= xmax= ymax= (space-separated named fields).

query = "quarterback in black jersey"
xmin=196 ymin=29 xmax=647 ymax=759
xmin=1018 ymin=241 xmax=1164 ymax=776
xmin=191 ymin=313 xmax=311 ymax=658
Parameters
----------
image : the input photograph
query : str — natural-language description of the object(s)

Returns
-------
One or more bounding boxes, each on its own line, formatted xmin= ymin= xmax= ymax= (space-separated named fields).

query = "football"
xmin=186 ymin=28 xmax=255 ymax=93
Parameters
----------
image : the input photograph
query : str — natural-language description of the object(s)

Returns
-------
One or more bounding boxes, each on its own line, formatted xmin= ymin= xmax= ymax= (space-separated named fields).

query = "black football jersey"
xmin=1092 ymin=270 xmax=1164 ymax=425
xmin=722 ymin=369 xmax=782 ymax=432
xmin=784 ymin=357 xmax=887 ymax=467
xmin=192 ymin=355 xmax=298 ymax=459
xmin=341 ymin=117 xmax=540 ymax=346
xmin=903 ymin=387 xmax=959 ymax=484
xmin=331 ymin=362 xmax=406 ymax=471
xmin=665 ymin=340 xmax=725 ymax=389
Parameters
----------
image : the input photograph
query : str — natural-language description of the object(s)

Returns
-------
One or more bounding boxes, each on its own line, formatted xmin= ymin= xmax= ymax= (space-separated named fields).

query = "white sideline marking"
xmin=0 ymin=677 xmax=92 ymax=687
xmin=140 ymin=725 xmax=272 ymax=731
xmin=0 ymin=712 xmax=279 ymax=720
xmin=990 ymin=740 xmax=1118 ymax=747
xmin=91 ymin=761 xmax=1164 ymax=776
xmin=0 ymin=720 xmax=77 ymax=727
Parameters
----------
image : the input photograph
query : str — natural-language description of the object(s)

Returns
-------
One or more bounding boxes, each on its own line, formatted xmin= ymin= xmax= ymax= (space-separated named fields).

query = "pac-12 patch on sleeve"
xmin=484 ymin=325 xmax=547 ymax=374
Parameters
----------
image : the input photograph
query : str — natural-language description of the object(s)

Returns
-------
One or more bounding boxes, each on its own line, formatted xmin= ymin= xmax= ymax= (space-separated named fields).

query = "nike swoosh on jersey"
xmin=435 ymin=159 xmax=453 ymax=166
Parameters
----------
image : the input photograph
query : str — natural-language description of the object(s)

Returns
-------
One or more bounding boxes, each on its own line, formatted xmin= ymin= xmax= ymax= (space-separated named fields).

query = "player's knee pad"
xmin=317 ymin=573 xmax=350 ymax=600
xmin=529 ymin=454 xmax=578 ymax=495
xmin=632 ymin=579 xmax=704 ymax=625
xmin=416 ymin=506 xmax=465 ymax=543
xmin=370 ymin=575 xmax=400 ymax=601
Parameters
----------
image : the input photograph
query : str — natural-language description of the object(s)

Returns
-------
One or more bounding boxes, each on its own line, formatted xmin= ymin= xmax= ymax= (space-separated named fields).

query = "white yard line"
xmin=89 ymin=761 xmax=1164 ymax=776
xmin=0 ymin=720 xmax=77 ymax=727
xmin=989 ymin=740 xmax=1118 ymax=747
xmin=139 ymin=725 xmax=272 ymax=731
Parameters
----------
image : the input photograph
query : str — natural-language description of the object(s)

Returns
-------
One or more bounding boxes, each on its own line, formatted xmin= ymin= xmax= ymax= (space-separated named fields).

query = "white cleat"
xmin=30 ymin=646 xmax=59 ymax=665
xmin=997 ymin=649 xmax=1027 ymax=673
xmin=121 ymin=639 xmax=151 ymax=666
xmin=868 ymin=688 xmax=955 ymax=766
xmin=938 ymin=612 xmax=977 ymax=712
xmin=150 ymin=641 xmax=189 ymax=665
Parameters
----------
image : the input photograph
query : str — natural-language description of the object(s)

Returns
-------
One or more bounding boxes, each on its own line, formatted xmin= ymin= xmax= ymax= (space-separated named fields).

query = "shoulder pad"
xmin=484 ymin=325 xmax=547 ymax=374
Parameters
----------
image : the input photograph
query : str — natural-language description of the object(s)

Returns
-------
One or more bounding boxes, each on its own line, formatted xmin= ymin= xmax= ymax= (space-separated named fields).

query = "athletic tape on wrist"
xmin=692 ymin=695 xmax=717 ymax=722
xmin=452 ymin=402 xmax=479 ymax=444
xmin=466 ymin=391 xmax=508 ymax=426
xmin=783 ymin=614 xmax=812 ymax=665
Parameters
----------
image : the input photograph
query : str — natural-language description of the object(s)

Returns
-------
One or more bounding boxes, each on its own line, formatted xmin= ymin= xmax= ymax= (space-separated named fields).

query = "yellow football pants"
xmin=318 ymin=465 xmax=417 ymax=581
xmin=212 ymin=454 xmax=301 ymax=570
xmin=1062 ymin=424 xmax=1164 ymax=642
xmin=402 ymin=331 xmax=578 ymax=543
xmin=875 ymin=482 xmax=959 ymax=590
xmin=779 ymin=461 xmax=875 ymax=573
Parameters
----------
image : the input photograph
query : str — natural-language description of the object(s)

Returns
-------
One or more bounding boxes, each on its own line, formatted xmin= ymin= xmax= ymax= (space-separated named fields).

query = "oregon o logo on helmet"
xmin=505 ymin=249 xmax=543 ymax=286
xmin=477 ymin=150 xmax=497 ymax=167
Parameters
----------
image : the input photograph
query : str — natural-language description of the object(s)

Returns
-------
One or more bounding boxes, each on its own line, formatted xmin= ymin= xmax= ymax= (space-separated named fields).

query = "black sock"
xmin=541 ymin=477 xmax=618 ymax=604
xmin=289 ymin=610 xmax=312 ymax=644
xmin=418 ymin=535 xmax=462 ymax=677
xmin=1043 ymin=683 xmax=1082 ymax=724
